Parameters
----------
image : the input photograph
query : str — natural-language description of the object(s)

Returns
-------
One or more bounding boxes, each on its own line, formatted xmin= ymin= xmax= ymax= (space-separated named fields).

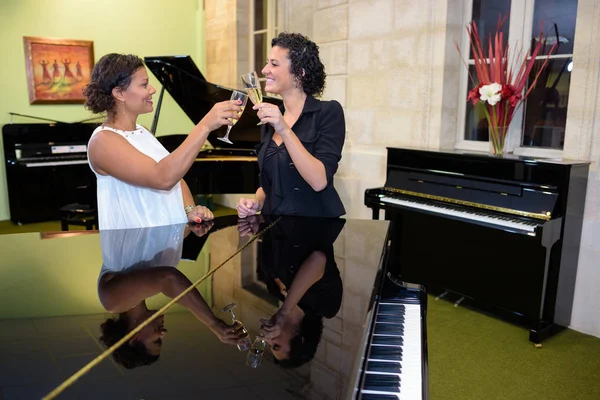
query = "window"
xmin=457 ymin=0 xmax=578 ymax=152
xmin=249 ymin=0 xmax=279 ymax=83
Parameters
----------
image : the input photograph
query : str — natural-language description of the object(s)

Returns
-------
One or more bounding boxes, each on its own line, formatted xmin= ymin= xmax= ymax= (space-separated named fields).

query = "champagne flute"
xmin=246 ymin=337 xmax=267 ymax=368
xmin=221 ymin=302 xmax=251 ymax=351
xmin=241 ymin=71 xmax=266 ymax=125
xmin=217 ymin=90 xmax=248 ymax=144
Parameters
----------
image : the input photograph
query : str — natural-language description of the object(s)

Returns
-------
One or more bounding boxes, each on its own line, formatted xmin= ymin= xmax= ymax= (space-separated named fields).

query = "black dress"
xmin=256 ymin=96 xmax=346 ymax=218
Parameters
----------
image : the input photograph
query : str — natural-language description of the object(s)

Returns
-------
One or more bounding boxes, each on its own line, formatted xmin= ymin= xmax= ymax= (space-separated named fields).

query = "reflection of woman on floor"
xmin=256 ymin=217 xmax=345 ymax=368
xmin=97 ymin=223 xmax=246 ymax=369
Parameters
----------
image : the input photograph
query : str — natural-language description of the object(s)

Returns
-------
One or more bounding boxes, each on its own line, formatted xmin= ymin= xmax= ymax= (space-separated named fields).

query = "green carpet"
xmin=428 ymin=294 xmax=600 ymax=399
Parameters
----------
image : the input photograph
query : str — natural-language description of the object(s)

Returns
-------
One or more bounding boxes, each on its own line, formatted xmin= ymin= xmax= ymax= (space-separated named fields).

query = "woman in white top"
xmin=84 ymin=53 xmax=242 ymax=229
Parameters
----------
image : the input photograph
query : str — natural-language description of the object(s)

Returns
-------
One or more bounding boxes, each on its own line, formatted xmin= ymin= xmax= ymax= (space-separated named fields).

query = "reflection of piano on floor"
xmin=145 ymin=55 xmax=283 ymax=196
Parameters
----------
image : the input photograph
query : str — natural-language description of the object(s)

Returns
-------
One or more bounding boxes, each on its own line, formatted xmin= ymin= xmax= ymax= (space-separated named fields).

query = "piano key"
xmin=374 ymin=323 xmax=404 ymax=336
xmin=376 ymin=314 xmax=405 ymax=324
xmin=360 ymin=393 xmax=400 ymax=400
xmin=364 ymin=374 xmax=400 ymax=393
xmin=379 ymin=195 xmax=537 ymax=233
xmin=369 ymin=346 xmax=403 ymax=360
xmin=367 ymin=361 xmax=402 ymax=374
xmin=378 ymin=304 xmax=405 ymax=314
xmin=372 ymin=336 xmax=404 ymax=346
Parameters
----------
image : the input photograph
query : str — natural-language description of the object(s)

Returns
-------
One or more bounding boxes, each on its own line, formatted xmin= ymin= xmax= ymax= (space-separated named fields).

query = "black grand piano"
xmin=365 ymin=147 xmax=590 ymax=344
xmin=145 ymin=55 xmax=282 ymax=195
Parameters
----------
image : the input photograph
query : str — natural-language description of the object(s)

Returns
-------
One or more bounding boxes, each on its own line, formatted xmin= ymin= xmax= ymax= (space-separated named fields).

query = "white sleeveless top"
xmin=88 ymin=124 xmax=188 ymax=230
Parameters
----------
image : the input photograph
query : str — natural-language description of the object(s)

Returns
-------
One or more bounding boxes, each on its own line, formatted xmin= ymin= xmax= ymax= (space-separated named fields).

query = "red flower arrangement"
xmin=459 ymin=16 xmax=557 ymax=155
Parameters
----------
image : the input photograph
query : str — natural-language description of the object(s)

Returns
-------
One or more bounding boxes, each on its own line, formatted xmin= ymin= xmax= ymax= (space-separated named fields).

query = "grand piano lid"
xmin=145 ymin=55 xmax=282 ymax=150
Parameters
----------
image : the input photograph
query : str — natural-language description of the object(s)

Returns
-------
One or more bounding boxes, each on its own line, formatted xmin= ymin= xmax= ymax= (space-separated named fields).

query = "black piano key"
xmin=364 ymin=374 xmax=400 ymax=393
xmin=374 ymin=323 xmax=404 ymax=335
xmin=361 ymin=392 xmax=399 ymax=400
xmin=378 ymin=304 xmax=405 ymax=314
xmin=376 ymin=314 xmax=405 ymax=324
xmin=370 ymin=345 xmax=403 ymax=360
xmin=367 ymin=361 xmax=402 ymax=374
xmin=372 ymin=336 xmax=403 ymax=346
xmin=382 ymin=296 xmax=419 ymax=304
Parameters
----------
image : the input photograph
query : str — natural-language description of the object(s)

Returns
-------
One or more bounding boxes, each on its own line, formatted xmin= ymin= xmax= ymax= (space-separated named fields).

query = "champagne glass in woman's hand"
xmin=217 ymin=90 xmax=249 ymax=144
xmin=241 ymin=71 xmax=266 ymax=126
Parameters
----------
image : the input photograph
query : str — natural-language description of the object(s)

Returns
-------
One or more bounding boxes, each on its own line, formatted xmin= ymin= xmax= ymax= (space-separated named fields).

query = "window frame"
xmin=249 ymin=0 xmax=279 ymax=83
xmin=455 ymin=0 xmax=574 ymax=158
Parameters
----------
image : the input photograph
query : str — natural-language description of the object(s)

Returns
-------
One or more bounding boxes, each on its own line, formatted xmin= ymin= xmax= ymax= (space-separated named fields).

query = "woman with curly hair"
xmin=237 ymin=32 xmax=346 ymax=218
xmin=84 ymin=53 xmax=242 ymax=229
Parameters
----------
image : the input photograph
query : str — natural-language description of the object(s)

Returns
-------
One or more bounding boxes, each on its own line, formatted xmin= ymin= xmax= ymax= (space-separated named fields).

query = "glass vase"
xmin=488 ymin=125 xmax=509 ymax=156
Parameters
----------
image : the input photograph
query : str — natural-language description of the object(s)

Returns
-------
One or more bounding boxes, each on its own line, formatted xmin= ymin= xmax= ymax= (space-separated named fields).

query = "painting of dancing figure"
xmin=23 ymin=36 xmax=94 ymax=104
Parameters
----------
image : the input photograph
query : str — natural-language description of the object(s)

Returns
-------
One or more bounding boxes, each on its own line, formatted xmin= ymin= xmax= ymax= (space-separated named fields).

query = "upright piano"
xmin=365 ymin=147 xmax=590 ymax=343
xmin=145 ymin=55 xmax=282 ymax=196
xmin=2 ymin=122 xmax=99 ymax=224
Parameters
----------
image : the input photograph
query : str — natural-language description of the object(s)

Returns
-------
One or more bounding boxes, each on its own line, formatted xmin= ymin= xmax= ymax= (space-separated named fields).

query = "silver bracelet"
xmin=184 ymin=205 xmax=195 ymax=215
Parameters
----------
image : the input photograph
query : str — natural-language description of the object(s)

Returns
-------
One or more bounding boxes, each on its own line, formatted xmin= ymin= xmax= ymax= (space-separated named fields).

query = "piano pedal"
xmin=454 ymin=296 xmax=465 ymax=307
xmin=435 ymin=290 xmax=449 ymax=301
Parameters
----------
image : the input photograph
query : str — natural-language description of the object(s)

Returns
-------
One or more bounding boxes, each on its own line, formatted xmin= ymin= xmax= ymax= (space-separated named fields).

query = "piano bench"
xmin=59 ymin=203 xmax=97 ymax=231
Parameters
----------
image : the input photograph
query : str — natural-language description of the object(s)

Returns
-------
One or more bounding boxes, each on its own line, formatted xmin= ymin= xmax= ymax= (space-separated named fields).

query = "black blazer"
xmin=256 ymin=96 xmax=346 ymax=218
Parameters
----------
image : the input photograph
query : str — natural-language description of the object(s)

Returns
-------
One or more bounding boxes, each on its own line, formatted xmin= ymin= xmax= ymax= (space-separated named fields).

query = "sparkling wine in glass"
xmin=241 ymin=71 xmax=266 ymax=126
xmin=217 ymin=90 xmax=248 ymax=145
xmin=246 ymin=337 xmax=267 ymax=368
xmin=221 ymin=302 xmax=251 ymax=351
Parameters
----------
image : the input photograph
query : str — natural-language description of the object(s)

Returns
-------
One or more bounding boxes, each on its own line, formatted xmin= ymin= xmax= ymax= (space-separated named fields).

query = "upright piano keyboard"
xmin=365 ymin=147 xmax=589 ymax=343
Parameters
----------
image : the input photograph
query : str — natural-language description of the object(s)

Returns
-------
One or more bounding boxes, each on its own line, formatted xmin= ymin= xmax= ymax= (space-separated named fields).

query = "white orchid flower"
xmin=479 ymin=83 xmax=502 ymax=106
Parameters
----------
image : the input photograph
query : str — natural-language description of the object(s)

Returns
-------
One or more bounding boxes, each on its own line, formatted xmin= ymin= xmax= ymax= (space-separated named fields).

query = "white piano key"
xmin=380 ymin=195 xmax=537 ymax=233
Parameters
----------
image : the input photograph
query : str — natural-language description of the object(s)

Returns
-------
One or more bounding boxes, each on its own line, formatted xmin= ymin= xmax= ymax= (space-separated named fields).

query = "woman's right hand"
xmin=198 ymin=100 xmax=243 ymax=132
xmin=236 ymin=197 xmax=262 ymax=218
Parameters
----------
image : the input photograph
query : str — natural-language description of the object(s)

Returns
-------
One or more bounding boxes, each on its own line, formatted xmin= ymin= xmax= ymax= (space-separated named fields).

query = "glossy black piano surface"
xmin=0 ymin=215 xmax=430 ymax=399
xmin=365 ymin=147 xmax=590 ymax=343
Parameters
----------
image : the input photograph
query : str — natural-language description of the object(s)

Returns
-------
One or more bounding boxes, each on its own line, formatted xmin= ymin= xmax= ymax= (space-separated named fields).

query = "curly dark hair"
xmin=99 ymin=316 xmax=159 ymax=369
xmin=82 ymin=53 xmax=145 ymax=114
xmin=271 ymin=32 xmax=326 ymax=97
xmin=273 ymin=312 xmax=323 ymax=369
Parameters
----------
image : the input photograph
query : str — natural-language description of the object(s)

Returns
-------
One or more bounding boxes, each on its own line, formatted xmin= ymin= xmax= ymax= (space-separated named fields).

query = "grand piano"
xmin=145 ymin=55 xmax=282 ymax=195
xmin=365 ymin=147 xmax=590 ymax=344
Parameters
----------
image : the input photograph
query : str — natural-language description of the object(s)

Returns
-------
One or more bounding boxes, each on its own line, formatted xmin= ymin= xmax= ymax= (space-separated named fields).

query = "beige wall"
xmin=286 ymin=0 xmax=464 ymax=219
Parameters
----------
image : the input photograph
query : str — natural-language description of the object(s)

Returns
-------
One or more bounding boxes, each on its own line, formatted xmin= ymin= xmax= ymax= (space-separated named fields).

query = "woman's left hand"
xmin=254 ymin=102 xmax=289 ymax=135
xmin=187 ymin=205 xmax=214 ymax=224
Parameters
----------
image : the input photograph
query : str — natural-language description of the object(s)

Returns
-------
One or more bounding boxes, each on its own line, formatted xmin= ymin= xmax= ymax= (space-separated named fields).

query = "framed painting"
xmin=23 ymin=36 xmax=94 ymax=104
